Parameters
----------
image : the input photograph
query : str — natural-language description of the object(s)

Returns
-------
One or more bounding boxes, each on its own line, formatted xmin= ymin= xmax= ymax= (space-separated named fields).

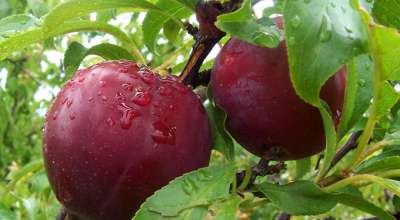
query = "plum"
xmin=211 ymin=39 xmax=346 ymax=160
xmin=43 ymin=61 xmax=212 ymax=220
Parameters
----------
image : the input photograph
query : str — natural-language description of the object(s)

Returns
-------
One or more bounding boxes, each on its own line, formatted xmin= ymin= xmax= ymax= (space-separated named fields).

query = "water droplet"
xmin=97 ymin=91 xmax=103 ymax=96
xmin=151 ymin=121 xmax=176 ymax=145
xmin=131 ymin=91 xmax=152 ymax=106
xmin=101 ymin=95 xmax=108 ymax=101
xmin=319 ymin=16 xmax=332 ymax=42
xmin=358 ymin=79 xmax=366 ymax=87
xmin=173 ymin=83 xmax=188 ymax=94
xmin=88 ymin=97 xmax=94 ymax=102
xmin=122 ymin=83 xmax=134 ymax=92
xmin=118 ymin=103 xmax=140 ymax=129
xmin=290 ymin=15 xmax=301 ymax=28
xmin=66 ymin=100 xmax=73 ymax=108
xmin=69 ymin=113 xmax=76 ymax=120
xmin=60 ymin=190 xmax=73 ymax=203
xmin=99 ymin=80 xmax=106 ymax=87
xmin=340 ymin=6 xmax=346 ymax=13
xmin=158 ymin=85 xmax=173 ymax=96
xmin=52 ymin=111 xmax=58 ymax=120
xmin=330 ymin=2 xmax=336 ymax=8
xmin=139 ymin=70 xmax=156 ymax=84
xmin=345 ymin=26 xmax=353 ymax=33
xmin=119 ymin=67 xmax=129 ymax=73
xmin=106 ymin=117 xmax=115 ymax=126
xmin=182 ymin=178 xmax=198 ymax=195
xmin=78 ymin=76 xmax=85 ymax=82
xmin=115 ymin=92 xmax=126 ymax=101
xmin=197 ymin=170 xmax=213 ymax=181
xmin=304 ymin=0 xmax=311 ymax=3
xmin=62 ymin=97 xmax=69 ymax=105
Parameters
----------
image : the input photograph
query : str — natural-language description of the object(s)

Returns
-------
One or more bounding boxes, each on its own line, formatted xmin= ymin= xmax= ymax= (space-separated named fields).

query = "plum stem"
xmin=179 ymin=0 xmax=242 ymax=87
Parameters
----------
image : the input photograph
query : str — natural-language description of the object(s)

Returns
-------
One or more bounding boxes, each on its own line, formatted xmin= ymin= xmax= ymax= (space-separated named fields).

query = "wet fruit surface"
xmin=43 ymin=61 xmax=212 ymax=220
xmin=211 ymin=39 xmax=346 ymax=160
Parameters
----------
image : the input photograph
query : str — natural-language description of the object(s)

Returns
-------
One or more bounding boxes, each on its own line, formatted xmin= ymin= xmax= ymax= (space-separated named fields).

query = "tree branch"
xmin=236 ymin=159 xmax=286 ymax=190
xmin=179 ymin=0 xmax=243 ymax=87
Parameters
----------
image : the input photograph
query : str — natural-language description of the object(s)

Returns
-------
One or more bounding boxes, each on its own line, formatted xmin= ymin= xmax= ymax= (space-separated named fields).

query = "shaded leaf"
xmin=216 ymin=0 xmax=281 ymax=48
xmin=372 ymin=0 xmax=400 ymax=30
xmin=205 ymin=87 xmax=235 ymax=161
xmin=64 ymin=42 xmax=135 ymax=76
xmin=256 ymin=181 xmax=337 ymax=215
xmin=338 ymin=54 xmax=374 ymax=138
xmin=133 ymin=163 xmax=236 ymax=219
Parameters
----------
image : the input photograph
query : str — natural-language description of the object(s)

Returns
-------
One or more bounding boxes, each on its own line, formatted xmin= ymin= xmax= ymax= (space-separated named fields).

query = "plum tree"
xmin=211 ymin=39 xmax=346 ymax=160
xmin=43 ymin=61 xmax=212 ymax=220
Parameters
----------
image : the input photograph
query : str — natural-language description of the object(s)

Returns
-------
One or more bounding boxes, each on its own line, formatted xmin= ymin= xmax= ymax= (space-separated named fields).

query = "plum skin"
xmin=211 ymin=39 xmax=346 ymax=160
xmin=43 ymin=61 xmax=212 ymax=220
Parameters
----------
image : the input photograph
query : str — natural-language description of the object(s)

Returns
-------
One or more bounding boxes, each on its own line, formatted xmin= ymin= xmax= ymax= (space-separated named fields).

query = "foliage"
xmin=0 ymin=0 xmax=399 ymax=219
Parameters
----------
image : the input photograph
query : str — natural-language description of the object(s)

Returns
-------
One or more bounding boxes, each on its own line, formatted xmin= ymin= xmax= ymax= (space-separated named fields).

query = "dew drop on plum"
xmin=139 ymin=70 xmax=156 ymax=84
xmin=99 ymin=80 xmax=106 ymax=87
xmin=118 ymin=103 xmax=140 ymax=129
xmin=52 ymin=111 xmax=58 ymax=120
xmin=106 ymin=117 xmax=115 ymax=127
xmin=122 ymin=83 xmax=134 ymax=92
xmin=151 ymin=121 xmax=176 ymax=145
xmin=158 ymin=85 xmax=173 ymax=97
xmin=131 ymin=91 xmax=152 ymax=106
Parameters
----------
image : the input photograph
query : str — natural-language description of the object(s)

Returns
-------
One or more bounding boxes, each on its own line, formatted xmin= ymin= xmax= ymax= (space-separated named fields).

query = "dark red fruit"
xmin=211 ymin=39 xmax=346 ymax=160
xmin=43 ymin=61 xmax=212 ymax=220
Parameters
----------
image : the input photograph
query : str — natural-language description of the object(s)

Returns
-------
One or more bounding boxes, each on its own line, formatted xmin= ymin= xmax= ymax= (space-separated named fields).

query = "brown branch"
xmin=236 ymin=159 xmax=286 ymax=190
xmin=327 ymin=130 xmax=363 ymax=173
xmin=179 ymin=0 xmax=243 ymax=87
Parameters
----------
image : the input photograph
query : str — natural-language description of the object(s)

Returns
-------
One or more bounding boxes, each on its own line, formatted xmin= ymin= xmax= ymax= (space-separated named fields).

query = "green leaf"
xmin=205 ymin=87 xmax=235 ymax=161
xmin=295 ymin=158 xmax=311 ymax=180
xmin=333 ymin=193 xmax=395 ymax=220
xmin=43 ymin=0 xmax=158 ymax=33
xmin=0 ymin=0 xmax=10 ymax=19
xmin=27 ymin=0 xmax=48 ymax=17
xmin=356 ymin=149 xmax=400 ymax=173
xmin=376 ymin=82 xmax=400 ymax=119
xmin=133 ymin=163 xmax=236 ymax=219
xmin=64 ymin=42 xmax=135 ymax=76
xmin=0 ymin=205 xmax=15 ymax=220
xmin=393 ymin=196 xmax=400 ymax=212
xmin=372 ymin=177 xmax=400 ymax=197
xmin=212 ymin=195 xmax=241 ymax=220
xmin=0 ymin=14 xmax=39 ymax=35
xmin=317 ymin=103 xmax=338 ymax=179
xmin=372 ymin=0 xmax=400 ymax=30
xmin=256 ymin=181 xmax=337 ymax=215
xmin=385 ymin=131 xmax=400 ymax=146
xmin=216 ymin=0 xmax=281 ymax=48
xmin=0 ymin=20 xmax=133 ymax=61
xmin=337 ymin=54 xmax=374 ymax=138
xmin=143 ymin=0 xmax=190 ymax=53
xmin=163 ymin=19 xmax=180 ymax=46
xmin=283 ymin=0 xmax=367 ymax=106
xmin=173 ymin=0 xmax=197 ymax=11
xmin=6 ymin=160 xmax=43 ymax=188
xmin=370 ymin=26 xmax=400 ymax=81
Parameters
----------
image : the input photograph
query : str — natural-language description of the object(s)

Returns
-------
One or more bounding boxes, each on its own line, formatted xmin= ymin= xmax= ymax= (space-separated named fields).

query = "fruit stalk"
xmin=179 ymin=0 xmax=242 ymax=87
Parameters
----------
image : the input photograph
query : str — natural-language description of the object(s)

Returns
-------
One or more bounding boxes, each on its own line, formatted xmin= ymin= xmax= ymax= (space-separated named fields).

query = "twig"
xmin=179 ymin=0 xmax=243 ymax=87
xmin=236 ymin=159 xmax=286 ymax=190
xmin=327 ymin=131 xmax=363 ymax=173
